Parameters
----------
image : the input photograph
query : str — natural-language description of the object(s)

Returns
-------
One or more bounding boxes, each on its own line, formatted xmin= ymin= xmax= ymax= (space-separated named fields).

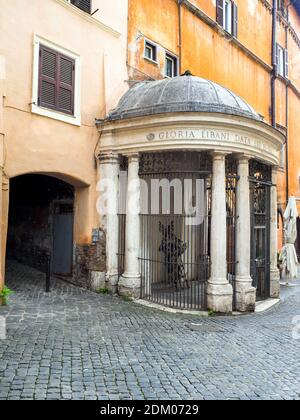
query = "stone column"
xmin=98 ymin=153 xmax=120 ymax=293
xmin=235 ymin=155 xmax=256 ymax=312
xmin=119 ymin=154 xmax=141 ymax=298
xmin=0 ymin=173 xmax=9 ymax=294
xmin=207 ymin=152 xmax=233 ymax=313
xmin=270 ymin=166 xmax=280 ymax=298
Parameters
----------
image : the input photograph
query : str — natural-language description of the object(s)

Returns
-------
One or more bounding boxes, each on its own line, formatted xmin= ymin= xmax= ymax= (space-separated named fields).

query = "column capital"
xmin=126 ymin=153 xmax=139 ymax=164
xmin=235 ymin=153 xmax=253 ymax=164
xmin=210 ymin=150 xmax=229 ymax=160
xmin=98 ymin=151 xmax=120 ymax=165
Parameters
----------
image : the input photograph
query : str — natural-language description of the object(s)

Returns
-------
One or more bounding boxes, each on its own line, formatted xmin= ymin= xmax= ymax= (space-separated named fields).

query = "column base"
xmin=206 ymin=281 xmax=233 ymax=314
xmin=106 ymin=272 xmax=119 ymax=295
xmin=90 ymin=271 xmax=106 ymax=293
xmin=270 ymin=269 xmax=281 ymax=299
xmin=118 ymin=274 xmax=141 ymax=299
xmin=234 ymin=277 xmax=256 ymax=313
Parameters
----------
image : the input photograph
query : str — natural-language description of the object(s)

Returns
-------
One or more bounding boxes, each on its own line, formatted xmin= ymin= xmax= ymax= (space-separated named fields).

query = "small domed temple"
xmin=97 ymin=75 xmax=284 ymax=313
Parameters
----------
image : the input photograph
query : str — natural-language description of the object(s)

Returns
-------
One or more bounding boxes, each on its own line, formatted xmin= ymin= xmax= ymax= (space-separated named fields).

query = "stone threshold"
xmin=254 ymin=298 xmax=281 ymax=313
xmin=134 ymin=299 xmax=209 ymax=317
xmin=135 ymin=298 xmax=281 ymax=316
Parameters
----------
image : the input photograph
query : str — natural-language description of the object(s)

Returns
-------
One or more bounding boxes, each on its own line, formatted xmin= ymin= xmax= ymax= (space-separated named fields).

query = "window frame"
xmin=276 ymin=43 xmax=288 ymax=78
xmin=144 ymin=39 xmax=158 ymax=64
xmin=216 ymin=0 xmax=237 ymax=37
xmin=224 ymin=0 xmax=233 ymax=34
xmin=165 ymin=52 xmax=179 ymax=78
xmin=32 ymin=35 xmax=81 ymax=126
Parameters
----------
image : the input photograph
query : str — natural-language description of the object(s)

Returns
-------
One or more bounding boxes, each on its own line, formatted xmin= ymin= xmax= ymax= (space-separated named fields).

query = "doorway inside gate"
xmin=6 ymin=174 xmax=74 ymax=277
xmin=138 ymin=152 xmax=212 ymax=310
xmin=249 ymin=161 xmax=272 ymax=300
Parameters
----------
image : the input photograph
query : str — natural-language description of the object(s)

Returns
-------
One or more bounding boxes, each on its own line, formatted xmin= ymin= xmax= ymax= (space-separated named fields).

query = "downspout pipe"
xmin=178 ymin=0 xmax=183 ymax=75
xmin=285 ymin=13 xmax=289 ymax=203
xmin=284 ymin=1 xmax=297 ymax=202
xmin=271 ymin=0 xmax=277 ymax=128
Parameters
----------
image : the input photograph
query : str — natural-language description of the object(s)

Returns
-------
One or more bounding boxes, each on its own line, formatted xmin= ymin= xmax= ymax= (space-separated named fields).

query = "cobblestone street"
xmin=0 ymin=261 xmax=300 ymax=400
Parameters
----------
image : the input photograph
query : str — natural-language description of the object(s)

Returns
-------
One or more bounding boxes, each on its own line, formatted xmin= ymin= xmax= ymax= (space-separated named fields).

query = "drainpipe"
xmin=178 ymin=0 xmax=183 ymax=75
xmin=285 ymin=14 xmax=289 ymax=203
xmin=284 ymin=1 xmax=296 ymax=202
xmin=271 ymin=0 xmax=277 ymax=128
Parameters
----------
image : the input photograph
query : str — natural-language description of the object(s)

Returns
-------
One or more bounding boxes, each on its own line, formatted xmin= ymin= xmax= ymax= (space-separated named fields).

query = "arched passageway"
xmin=7 ymin=174 xmax=74 ymax=277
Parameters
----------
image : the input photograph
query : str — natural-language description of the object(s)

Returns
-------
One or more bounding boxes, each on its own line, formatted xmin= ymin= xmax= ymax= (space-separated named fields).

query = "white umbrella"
xmin=280 ymin=196 xmax=299 ymax=280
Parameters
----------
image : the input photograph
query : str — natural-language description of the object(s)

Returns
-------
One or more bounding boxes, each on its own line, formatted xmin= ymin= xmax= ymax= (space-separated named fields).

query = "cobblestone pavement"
xmin=1 ymin=261 xmax=300 ymax=400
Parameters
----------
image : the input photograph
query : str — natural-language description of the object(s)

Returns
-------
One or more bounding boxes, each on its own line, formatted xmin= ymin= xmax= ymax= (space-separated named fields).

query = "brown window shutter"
xmin=38 ymin=45 xmax=75 ymax=115
xmin=284 ymin=49 xmax=289 ymax=78
xmin=71 ymin=0 xmax=91 ymax=13
xmin=57 ymin=55 xmax=75 ymax=115
xmin=232 ymin=3 xmax=238 ymax=38
xmin=38 ymin=46 xmax=57 ymax=110
xmin=216 ymin=0 xmax=224 ymax=26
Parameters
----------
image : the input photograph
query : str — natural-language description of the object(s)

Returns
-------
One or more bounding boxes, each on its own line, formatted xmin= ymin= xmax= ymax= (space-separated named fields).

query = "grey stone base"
xmin=106 ymin=273 xmax=119 ymax=294
xmin=206 ymin=281 xmax=233 ymax=314
xmin=235 ymin=278 xmax=256 ymax=313
xmin=270 ymin=269 xmax=280 ymax=298
xmin=90 ymin=271 xmax=106 ymax=292
xmin=118 ymin=275 xmax=141 ymax=299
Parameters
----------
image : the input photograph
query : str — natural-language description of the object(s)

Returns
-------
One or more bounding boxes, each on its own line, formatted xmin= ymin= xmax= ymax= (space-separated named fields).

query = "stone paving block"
xmin=1 ymin=261 xmax=300 ymax=401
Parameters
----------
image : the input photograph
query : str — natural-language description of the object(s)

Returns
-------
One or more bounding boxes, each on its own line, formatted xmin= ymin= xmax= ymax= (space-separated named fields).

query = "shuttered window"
xmin=38 ymin=45 xmax=75 ymax=115
xmin=232 ymin=3 xmax=238 ymax=38
xmin=276 ymin=43 xmax=289 ymax=78
xmin=216 ymin=0 xmax=238 ymax=38
xmin=70 ymin=0 xmax=91 ymax=14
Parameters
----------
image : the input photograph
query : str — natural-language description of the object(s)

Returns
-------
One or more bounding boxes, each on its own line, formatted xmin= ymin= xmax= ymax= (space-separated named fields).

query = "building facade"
xmin=98 ymin=0 xmax=298 ymax=313
xmin=127 ymin=0 xmax=300 ymax=247
xmin=0 ymin=0 xmax=128 ymax=291
xmin=0 ymin=0 xmax=299 ymax=314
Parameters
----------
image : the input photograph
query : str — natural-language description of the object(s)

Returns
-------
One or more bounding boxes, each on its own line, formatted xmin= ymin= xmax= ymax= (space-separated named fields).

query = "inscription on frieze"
xmin=146 ymin=129 xmax=272 ymax=153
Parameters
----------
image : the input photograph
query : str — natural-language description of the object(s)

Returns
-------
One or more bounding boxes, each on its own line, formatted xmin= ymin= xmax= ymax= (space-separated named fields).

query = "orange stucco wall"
xmin=128 ymin=0 xmax=300 ymax=217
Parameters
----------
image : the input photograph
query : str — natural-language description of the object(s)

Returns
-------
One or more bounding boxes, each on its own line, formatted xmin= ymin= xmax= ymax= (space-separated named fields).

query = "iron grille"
xmin=138 ymin=158 xmax=211 ymax=311
xmin=250 ymin=164 xmax=271 ymax=300
xmin=226 ymin=175 xmax=237 ymax=310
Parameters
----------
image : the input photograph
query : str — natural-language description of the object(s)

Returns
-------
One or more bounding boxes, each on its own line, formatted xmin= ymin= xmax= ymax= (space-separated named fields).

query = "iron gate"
xmin=226 ymin=157 xmax=238 ymax=310
xmin=250 ymin=161 xmax=271 ymax=300
xmin=138 ymin=152 xmax=212 ymax=310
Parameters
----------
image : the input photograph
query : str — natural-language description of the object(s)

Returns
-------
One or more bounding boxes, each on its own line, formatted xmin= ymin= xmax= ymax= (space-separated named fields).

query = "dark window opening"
xmin=165 ymin=54 xmax=178 ymax=78
xmin=144 ymin=41 xmax=158 ymax=63
xmin=70 ymin=0 xmax=91 ymax=14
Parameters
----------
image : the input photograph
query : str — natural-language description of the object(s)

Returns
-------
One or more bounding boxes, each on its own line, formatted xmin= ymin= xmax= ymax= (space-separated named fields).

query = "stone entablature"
xmin=98 ymin=113 xmax=285 ymax=166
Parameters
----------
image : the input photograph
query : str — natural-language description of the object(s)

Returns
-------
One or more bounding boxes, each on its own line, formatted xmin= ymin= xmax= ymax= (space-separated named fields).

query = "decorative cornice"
xmin=52 ymin=0 xmax=121 ymax=38
xmin=277 ymin=75 xmax=300 ymax=100
xmin=258 ymin=0 xmax=272 ymax=13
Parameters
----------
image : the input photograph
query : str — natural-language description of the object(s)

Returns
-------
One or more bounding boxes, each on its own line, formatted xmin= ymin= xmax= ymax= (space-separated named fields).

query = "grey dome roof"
xmin=108 ymin=76 xmax=261 ymax=121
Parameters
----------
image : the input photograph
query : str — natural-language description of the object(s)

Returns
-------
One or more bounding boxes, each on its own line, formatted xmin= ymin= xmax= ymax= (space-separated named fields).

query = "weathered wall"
xmin=127 ymin=0 xmax=300 ymax=217
xmin=0 ymin=0 xmax=128 ymax=288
